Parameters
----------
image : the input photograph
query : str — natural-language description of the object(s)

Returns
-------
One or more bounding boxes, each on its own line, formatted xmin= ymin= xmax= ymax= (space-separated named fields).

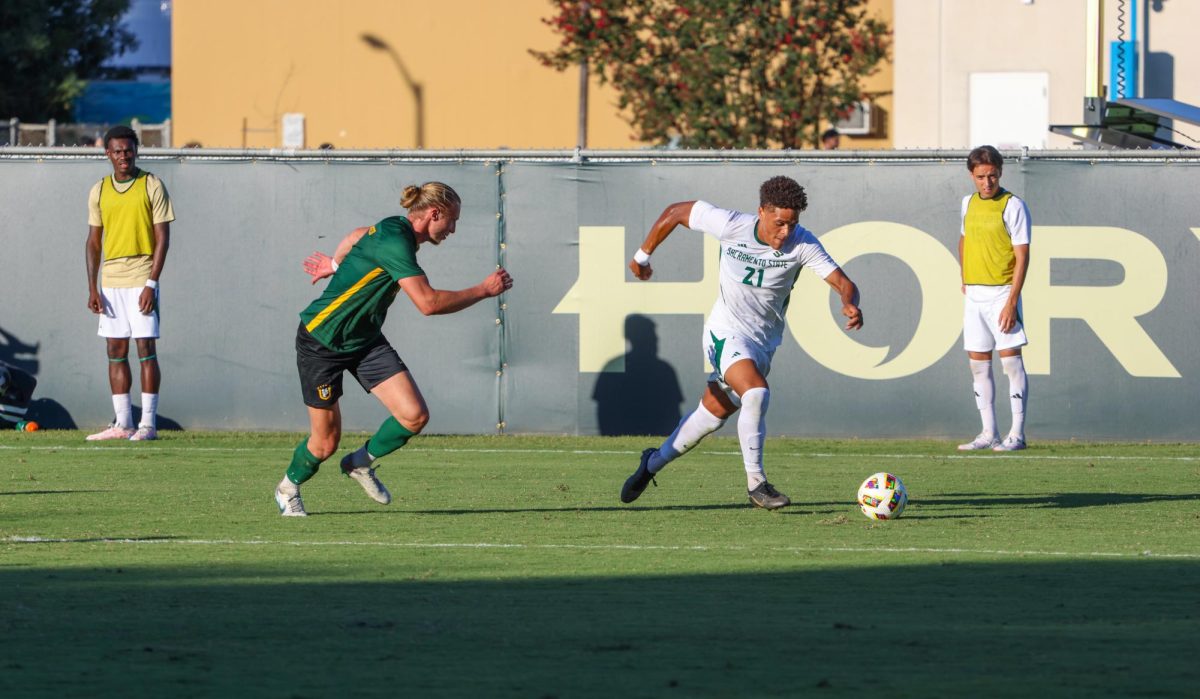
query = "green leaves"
xmin=0 ymin=0 xmax=135 ymax=121
xmin=531 ymin=0 xmax=891 ymax=148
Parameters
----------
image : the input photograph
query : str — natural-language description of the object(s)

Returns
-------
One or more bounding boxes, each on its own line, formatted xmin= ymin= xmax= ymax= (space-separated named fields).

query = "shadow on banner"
xmin=592 ymin=315 xmax=684 ymax=437
xmin=0 ymin=326 xmax=77 ymax=429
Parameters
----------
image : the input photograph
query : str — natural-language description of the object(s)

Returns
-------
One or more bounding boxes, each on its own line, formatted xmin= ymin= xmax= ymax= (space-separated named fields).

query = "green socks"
xmin=285 ymin=439 xmax=324 ymax=485
xmin=365 ymin=417 xmax=416 ymax=459
xmin=287 ymin=419 xmax=414 ymax=485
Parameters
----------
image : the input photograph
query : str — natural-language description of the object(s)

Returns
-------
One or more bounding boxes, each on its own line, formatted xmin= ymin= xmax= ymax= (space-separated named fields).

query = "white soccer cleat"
xmin=993 ymin=435 xmax=1027 ymax=452
xmin=957 ymin=433 xmax=1000 ymax=451
xmin=129 ymin=426 xmax=158 ymax=441
xmin=345 ymin=466 xmax=391 ymax=505
xmin=86 ymin=423 xmax=136 ymax=441
xmin=275 ymin=486 xmax=308 ymax=517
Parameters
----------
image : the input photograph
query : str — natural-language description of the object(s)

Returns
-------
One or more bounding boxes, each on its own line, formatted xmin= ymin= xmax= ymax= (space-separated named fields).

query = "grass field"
xmin=1 ymin=431 xmax=1197 ymax=698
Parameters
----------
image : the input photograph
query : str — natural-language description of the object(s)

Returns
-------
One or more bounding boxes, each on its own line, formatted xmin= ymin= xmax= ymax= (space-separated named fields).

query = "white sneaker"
xmin=344 ymin=465 xmax=391 ymax=505
xmin=993 ymin=435 xmax=1027 ymax=452
xmin=275 ymin=485 xmax=307 ymax=516
xmin=129 ymin=426 xmax=158 ymax=441
xmin=86 ymin=422 xmax=136 ymax=441
xmin=340 ymin=451 xmax=391 ymax=506
xmin=957 ymin=433 xmax=1000 ymax=451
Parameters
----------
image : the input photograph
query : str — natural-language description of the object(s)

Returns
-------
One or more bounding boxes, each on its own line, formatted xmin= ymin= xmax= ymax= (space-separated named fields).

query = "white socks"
xmin=649 ymin=403 xmax=726 ymax=472
xmin=737 ymin=387 xmax=770 ymax=491
xmin=1001 ymin=355 xmax=1027 ymax=440
xmin=647 ymin=386 xmax=771 ymax=491
xmin=140 ymin=392 xmax=158 ymax=429
xmin=971 ymin=357 xmax=1027 ymax=440
xmin=969 ymin=359 xmax=998 ymax=438
xmin=112 ymin=393 xmax=133 ymax=428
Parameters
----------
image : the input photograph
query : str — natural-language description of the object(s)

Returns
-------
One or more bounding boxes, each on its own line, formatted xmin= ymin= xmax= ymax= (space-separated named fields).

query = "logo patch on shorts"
xmin=317 ymin=384 xmax=332 ymax=400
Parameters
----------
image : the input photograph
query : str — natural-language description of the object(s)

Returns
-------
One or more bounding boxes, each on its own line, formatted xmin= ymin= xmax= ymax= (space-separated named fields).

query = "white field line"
xmin=0 ymin=444 xmax=1196 ymax=462
xmin=4 ymin=535 xmax=1198 ymax=560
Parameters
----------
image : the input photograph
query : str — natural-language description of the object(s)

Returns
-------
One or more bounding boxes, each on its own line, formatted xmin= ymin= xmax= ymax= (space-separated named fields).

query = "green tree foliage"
xmin=532 ymin=0 xmax=890 ymax=149
xmin=0 ymin=0 xmax=135 ymax=121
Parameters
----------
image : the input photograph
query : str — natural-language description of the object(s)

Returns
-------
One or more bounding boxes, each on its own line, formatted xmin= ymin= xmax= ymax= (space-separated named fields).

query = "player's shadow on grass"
xmin=1 ymin=558 xmax=1196 ymax=697
xmin=920 ymin=492 xmax=1200 ymax=508
xmin=7 ymin=535 xmax=185 ymax=543
xmin=591 ymin=315 xmax=684 ymax=436
xmin=317 ymin=503 xmax=750 ymax=516
xmin=0 ymin=489 xmax=110 ymax=496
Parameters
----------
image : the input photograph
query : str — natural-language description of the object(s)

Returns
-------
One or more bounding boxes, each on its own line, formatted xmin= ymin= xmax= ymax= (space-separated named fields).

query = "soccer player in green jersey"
xmin=274 ymin=182 xmax=513 ymax=516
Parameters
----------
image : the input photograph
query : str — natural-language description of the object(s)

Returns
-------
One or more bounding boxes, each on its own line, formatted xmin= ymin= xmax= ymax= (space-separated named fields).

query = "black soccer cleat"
xmin=620 ymin=448 xmax=658 ymax=504
xmin=748 ymin=482 xmax=790 ymax=510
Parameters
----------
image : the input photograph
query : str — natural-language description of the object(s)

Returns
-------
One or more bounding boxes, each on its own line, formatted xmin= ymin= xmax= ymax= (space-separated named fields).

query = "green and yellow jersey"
xmin=300 ymin=216 xmax=425 ymax=353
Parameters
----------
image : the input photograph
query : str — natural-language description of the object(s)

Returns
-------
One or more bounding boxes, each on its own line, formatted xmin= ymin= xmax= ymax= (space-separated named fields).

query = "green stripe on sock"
xmin=108 ymin=357 xmax=128 ymax=363
xmin=139 ymin=354 xmax=157 ymax=362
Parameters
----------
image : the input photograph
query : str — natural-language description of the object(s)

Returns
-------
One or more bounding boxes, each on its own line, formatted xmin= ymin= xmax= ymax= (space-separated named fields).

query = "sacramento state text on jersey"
xmin=692 ymin=200 xmax=840 ymax=350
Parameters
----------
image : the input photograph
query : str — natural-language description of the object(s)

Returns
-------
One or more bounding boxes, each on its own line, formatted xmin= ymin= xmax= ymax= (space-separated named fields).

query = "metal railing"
xmin=3 ymin=146 xmax=1200 ymax=165
xmin=4 ymin=118 xmax=171 ymax=147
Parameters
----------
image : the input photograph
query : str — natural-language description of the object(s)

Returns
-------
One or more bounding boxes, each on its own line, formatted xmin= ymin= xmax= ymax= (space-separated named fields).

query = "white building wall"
xmin=894 ymin=1 xmax=1200 ymax=149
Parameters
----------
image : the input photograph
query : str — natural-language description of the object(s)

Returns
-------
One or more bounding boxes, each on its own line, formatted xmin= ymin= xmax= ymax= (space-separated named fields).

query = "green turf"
xmin=1 ymin=431 xmax=1197 ymax=698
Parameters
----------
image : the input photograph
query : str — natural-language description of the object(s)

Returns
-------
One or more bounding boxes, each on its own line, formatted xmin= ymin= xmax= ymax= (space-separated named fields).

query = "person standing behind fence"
xmin=957 ymin=145 xmax=1031 ymax=452
xmin=84 ymin=125 xmax=174 ymax=441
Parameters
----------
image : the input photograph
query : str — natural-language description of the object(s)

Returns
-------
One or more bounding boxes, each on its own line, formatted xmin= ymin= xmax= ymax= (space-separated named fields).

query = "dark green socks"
xmin=366 ymin=417 xmax=416 ymax=459
xmin=285 ymin=439 xmax=324 ymax=485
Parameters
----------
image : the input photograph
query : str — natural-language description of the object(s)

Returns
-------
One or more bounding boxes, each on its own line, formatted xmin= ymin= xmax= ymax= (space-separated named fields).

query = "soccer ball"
xmin=857 ymin=472 xmax=908 ymax=520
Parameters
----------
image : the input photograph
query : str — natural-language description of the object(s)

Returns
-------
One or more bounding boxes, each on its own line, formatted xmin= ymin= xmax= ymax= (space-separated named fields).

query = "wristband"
xmin=144 ymin=279 xmax=158 ymax=289
xmin=633 ymin=248 xmax=651 ymax=266
xmin=330 ymin=258 xmax=339 ymax=272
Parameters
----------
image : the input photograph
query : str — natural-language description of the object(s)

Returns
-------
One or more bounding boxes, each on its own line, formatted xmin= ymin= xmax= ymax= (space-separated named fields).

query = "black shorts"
xmin=295 ymin=323 xmax=407 ymax=408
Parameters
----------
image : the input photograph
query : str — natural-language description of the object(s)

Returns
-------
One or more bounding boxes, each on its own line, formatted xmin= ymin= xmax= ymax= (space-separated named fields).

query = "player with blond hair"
xmin=274 ymin=182 xmax=513 ymax=516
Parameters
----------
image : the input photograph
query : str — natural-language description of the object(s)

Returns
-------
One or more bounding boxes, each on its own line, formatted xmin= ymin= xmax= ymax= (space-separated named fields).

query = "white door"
xmin=969 ymin=72 xmax=1049 ymax=149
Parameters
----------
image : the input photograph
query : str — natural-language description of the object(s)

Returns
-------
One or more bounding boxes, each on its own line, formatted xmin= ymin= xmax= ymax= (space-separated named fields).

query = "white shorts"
xmin=704 ymin=328 xmax=773 ymax=392
xmin=98 ymin=286 xmax=160 ymax=339
xmin=963 ymin=285 xmax=1026 ymax=353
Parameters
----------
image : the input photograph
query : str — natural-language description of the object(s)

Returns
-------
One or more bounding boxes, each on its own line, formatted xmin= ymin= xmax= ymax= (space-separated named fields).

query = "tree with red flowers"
xmin=532 ymin=0 xmax=890 ymax=149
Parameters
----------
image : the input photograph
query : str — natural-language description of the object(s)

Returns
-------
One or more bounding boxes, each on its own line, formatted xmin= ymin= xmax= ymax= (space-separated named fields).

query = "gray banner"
xmin=1 ymin=153 xmax=1196 ymax=440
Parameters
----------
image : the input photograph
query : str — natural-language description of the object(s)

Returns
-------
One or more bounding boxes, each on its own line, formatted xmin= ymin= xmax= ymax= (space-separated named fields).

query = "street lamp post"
xmin=361 ymin=33 xmax=425 ymax=148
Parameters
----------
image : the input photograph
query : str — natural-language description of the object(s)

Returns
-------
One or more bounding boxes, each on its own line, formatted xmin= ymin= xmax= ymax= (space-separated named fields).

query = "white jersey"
xmin=689 ymin=200 xmax=840 ymax=352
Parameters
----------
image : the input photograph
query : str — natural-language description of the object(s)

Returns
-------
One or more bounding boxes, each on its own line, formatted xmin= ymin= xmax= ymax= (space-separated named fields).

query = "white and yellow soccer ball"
xmin=857 ymin=472 xmax=908 ymax=520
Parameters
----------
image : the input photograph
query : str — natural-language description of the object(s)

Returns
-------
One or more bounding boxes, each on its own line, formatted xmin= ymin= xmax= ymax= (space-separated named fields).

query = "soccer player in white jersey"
xmin=957 ymin=145 xmax=1032 ymax=452
xmin=620 ymin=176 xmax=863 ymax=509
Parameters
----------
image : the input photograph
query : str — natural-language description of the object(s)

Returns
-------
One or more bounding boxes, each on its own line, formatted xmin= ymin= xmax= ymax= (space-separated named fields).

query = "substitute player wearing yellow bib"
xmin=84 ymin=125 xmax=174 ymax=441
xmin=957 ymin=145 xmax=1031 ymax=452
xmin=620 ymin=176 xmax=863 ymax=510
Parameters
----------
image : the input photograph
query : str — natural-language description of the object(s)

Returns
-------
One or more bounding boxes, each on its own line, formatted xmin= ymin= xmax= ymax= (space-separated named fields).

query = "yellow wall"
xmin=842 ymin=0 xmax=893 ymax=150
xmin=173 ymin=0 xmax=893 ymax=150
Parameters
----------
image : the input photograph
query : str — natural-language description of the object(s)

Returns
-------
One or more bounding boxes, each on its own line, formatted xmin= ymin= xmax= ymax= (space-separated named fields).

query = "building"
xmin=171 ymin=0 xmax=893 ymax=149
xmin=893 ymin=1 xmax=1200 ymax=149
